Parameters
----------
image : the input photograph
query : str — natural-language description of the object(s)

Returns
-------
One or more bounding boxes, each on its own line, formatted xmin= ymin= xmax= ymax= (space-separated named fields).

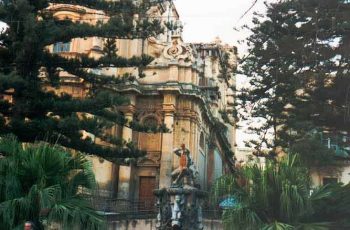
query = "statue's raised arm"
xmin=173 ymin=147 xmax=182 ymax=157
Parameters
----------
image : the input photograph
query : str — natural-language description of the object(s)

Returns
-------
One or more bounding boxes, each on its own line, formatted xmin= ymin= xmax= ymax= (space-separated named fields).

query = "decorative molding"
xmin=134 ymin=110 xmax=163 ymax=123
xmin=163 ymin=36 xmax=194 ymax=62
xmin=137 ymin=151 xmax=161 ymax=166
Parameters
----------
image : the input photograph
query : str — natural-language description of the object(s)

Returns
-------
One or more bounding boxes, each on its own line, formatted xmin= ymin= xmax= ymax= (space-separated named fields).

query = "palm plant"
xmin=0 ymin=135 xmax=105 ymax=230
xmin=212 ymin=154 xmax=339 ymax=230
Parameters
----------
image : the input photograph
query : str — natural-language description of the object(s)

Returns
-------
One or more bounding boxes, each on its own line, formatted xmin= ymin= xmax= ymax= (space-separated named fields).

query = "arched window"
xmin=214 ymin=149 xmax=223 ymax=180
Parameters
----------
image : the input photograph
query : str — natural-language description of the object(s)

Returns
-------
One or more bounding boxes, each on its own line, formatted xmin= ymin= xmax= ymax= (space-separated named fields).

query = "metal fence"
xmin=86 ymin=196 xmax=157 ymax=219
xmin=86 ymin=195 xmax=222 ymax=220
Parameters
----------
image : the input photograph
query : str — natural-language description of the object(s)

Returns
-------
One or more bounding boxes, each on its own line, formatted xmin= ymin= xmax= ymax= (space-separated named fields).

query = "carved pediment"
xmin=137 ymin=152 xmax=161 ymax=166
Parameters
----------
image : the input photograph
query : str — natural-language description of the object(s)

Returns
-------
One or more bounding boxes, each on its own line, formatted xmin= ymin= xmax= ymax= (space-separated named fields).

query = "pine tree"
xmin=239 ymin=0 xmax=350 ymax=152
xmin=0 ymin=0 xmax=166 ymax=161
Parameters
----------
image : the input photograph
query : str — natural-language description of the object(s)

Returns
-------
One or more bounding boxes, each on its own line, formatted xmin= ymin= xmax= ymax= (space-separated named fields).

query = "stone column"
xmin=117 ymin=95 xmax=136 ymax=200
xmin=159 ymin=93 xmax=176 ymax=188
xmin=207 ymin=147 xmax=215 ymax=188
xmin=117 ymin=165 xmax=132 ymax=200
xmin=181 ymin=100 xmax=192 ymax=149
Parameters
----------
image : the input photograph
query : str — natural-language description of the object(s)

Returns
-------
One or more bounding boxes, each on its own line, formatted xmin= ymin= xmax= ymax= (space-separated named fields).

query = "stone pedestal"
xmin=154 ymin=186 xmax=207 ymax=230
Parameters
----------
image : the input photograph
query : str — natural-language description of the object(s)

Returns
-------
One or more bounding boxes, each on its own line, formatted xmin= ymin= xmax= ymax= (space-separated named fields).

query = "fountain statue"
xmin=171 ymin=144 xmax=199 ymax=187
xmin=154 ymin=144 xmax=207 ymax=230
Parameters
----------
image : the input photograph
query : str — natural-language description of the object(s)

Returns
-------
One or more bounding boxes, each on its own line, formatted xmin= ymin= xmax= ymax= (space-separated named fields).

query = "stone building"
xmin=45 ymin=1 xmax=237 ymax=208
xmin=309 ymin=131 xmax=350 ymax=187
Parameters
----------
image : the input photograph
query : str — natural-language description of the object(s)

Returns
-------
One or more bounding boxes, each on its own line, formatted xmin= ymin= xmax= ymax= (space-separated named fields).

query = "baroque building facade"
xmin=45 ymin=1 xmax=237 ymax=206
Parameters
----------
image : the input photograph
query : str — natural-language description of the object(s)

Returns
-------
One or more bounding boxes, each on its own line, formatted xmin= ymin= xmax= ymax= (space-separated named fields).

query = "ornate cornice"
xmin=47 ymin=3 xmax=105 ymax=15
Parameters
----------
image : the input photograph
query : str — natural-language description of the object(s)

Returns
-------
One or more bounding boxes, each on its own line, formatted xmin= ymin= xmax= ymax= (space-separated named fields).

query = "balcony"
xmin=320 ymin=132 xmax=350 ymax=158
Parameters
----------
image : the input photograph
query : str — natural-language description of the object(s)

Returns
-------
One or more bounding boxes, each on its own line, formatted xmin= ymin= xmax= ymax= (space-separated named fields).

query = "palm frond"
xmin=0 ymin=135 xmax=103 ymax=229
xmin=262 ymin=221 xmax=294 ymax=230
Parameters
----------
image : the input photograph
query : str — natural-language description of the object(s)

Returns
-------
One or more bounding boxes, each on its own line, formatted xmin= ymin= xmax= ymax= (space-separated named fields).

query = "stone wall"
xmin=107 ymin=219 xmax=223 ymax=230
xmin=310 ymin=163 xmax=350 ymax=187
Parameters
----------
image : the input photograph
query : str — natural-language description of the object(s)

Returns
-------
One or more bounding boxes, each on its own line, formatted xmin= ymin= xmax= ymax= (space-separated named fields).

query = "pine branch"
xmin=43 ymin=52 xmax=153 ymax=70
xmin=0 ymin=0 xmax=167 ymax=161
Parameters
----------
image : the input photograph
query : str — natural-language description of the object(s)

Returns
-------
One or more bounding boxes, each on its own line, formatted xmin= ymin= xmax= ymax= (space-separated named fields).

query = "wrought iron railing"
xmin=86 ymin=195 xmax=157 ymax=218
xmin=86 ymin=195 xmax=222 ymax=220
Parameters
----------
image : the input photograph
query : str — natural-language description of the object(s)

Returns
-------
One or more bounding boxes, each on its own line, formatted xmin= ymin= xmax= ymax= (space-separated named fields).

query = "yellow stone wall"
xmin=89 ymin=156 xmax=118 ymax=193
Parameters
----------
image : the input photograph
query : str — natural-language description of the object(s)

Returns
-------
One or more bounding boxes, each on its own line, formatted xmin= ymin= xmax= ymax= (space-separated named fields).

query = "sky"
xmin=174 ymin=0 xmax=276 ymax=147
xmin=174 ymin=0 xmax=275 ymax=50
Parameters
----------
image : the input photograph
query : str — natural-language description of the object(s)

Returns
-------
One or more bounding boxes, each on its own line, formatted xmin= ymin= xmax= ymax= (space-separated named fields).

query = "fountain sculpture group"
xmin=154 ymin=144 xmax=207 ymax=230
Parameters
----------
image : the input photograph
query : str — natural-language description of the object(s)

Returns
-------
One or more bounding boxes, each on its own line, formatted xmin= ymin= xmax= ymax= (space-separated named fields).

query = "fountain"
xmin=154 ymin=144 xmax=207 ymax=230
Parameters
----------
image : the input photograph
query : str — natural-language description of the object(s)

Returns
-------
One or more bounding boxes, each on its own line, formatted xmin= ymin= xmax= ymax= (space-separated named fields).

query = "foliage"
xmin=310 ymin=183 xmax=350 ymax=229
xmin=0 ymin=0 xmax=166 ymax=160
xmin=0 ymin=135 xmax=104 ymax=230
xmin=212 ymin=154 xmax=350 ymax=229
xmin=238 ymin=0 xmax=350 ymax=151
xmin=289 ymin=136 xmax=337 ymax=168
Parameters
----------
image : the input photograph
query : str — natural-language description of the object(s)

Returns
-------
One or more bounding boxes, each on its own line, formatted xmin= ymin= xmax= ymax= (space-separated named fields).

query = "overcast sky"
xmin=174 ymin=0 xmax=275 ymax=53
xmin=174 ymin=0 xmax=276 ymax=147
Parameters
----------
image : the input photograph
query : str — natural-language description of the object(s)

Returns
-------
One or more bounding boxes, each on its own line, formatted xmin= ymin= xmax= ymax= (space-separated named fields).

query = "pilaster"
xmin=117 ymin=94 xmax=136 ymax=200
xmin=159 ymin=93 xmax=176 ymax=188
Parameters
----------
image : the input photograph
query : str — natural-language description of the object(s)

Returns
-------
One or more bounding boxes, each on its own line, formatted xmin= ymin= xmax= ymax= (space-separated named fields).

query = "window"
xmin=323 ymin=177 xmax=338 ymax=185
xmin=198 ymin=150 xmax=206 ymax=189
xmin=53 ymin=42 xmax=71 ymax=53
xmin=214 ymin=149 xmax=223 ymax=180
xmin=199 ymin=132 xmax=205 ymax=151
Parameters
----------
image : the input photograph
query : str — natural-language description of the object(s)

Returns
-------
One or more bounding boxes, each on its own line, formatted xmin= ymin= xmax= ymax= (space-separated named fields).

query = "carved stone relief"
xmin=163 ymin=37 xmax=194 ymax=63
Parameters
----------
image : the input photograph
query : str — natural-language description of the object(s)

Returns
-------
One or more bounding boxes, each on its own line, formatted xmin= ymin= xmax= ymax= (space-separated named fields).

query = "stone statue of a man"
xmin=171 ymin=144 xmax=198 ymax=187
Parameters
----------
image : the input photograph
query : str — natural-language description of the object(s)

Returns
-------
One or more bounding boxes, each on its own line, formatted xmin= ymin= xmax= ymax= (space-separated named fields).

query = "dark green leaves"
xmin=239 ymin=0 xmax=350 ymax=149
